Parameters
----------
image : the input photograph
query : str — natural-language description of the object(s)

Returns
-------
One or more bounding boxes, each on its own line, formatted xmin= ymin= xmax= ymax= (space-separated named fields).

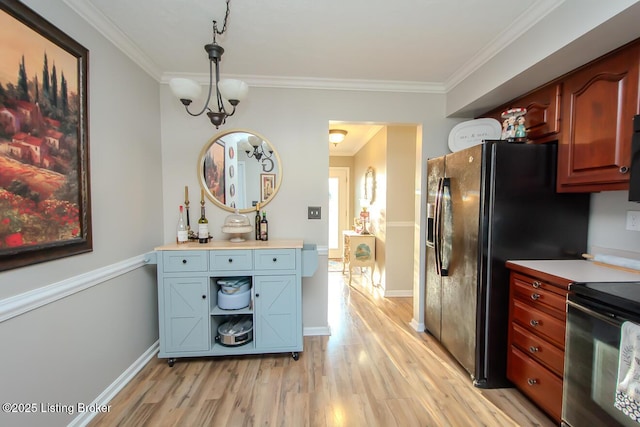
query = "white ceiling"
xmin=60 ymin=0 xmax=640 ymax=154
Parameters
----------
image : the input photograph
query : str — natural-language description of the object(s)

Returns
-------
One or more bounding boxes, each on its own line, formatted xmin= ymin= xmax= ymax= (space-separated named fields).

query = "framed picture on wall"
xmin=0 ymin=0 xmax=92 ymax=271
xmin=261 ymin=173 xmax=275 ymax=202
xmin=202 ymin=140 xmax=226 ymax=204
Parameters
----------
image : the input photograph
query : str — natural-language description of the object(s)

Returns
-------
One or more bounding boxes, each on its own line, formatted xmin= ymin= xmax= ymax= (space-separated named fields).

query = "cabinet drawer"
xmin=254 ymin=249 xmax=296 ymax=270
xmin=512 ymin=276 xmax=566 ymax=317
xmin=162 ymin=251 xmax=208 ymax=273
xmin=511 ymin=322 xmax=564 ymax=376
xmin=512 ymin=299 xmax=566 ymax=348
xmin=210 ymin=250 xmax=253 ymax=271
xmin=507 ymin=346 xmax=562 ymax=423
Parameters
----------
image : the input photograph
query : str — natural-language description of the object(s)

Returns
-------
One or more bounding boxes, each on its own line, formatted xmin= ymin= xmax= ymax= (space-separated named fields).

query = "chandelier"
xmin=329 ymin=129 xmax=348 ymax=146
xmin=241 ymin=135 xmax=273 ymax=161
xmin=168 ymin=0 xmax=248 ymax=128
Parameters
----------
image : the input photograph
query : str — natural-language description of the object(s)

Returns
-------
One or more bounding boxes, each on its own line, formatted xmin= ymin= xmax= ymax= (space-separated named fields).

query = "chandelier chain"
xmin=213 ymin=0 xmax=231 ymax=39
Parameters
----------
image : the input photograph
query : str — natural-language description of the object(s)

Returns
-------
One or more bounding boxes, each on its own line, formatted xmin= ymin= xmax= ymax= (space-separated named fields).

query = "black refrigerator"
xmin=425 ymin=140 xmax=590 ymax=388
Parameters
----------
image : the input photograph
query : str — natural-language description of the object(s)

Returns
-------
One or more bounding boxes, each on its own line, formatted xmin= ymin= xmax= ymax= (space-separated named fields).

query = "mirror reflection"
xmin=199 ymin=130 xmax=281 ymax=213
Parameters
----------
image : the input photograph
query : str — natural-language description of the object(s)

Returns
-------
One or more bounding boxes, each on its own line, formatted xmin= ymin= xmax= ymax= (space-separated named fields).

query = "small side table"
xmin=342 ymin=230 xmax=376 ymax=286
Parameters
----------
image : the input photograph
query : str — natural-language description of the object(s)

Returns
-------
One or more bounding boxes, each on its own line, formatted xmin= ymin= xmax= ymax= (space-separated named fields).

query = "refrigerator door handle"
xmin=434 ymin=177 xmax=447 ymax=276
xmin=440 ymin=178 xmax=451 ymax=276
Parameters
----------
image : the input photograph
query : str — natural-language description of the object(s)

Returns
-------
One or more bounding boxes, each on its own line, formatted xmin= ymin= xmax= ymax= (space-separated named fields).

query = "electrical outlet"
xmin=308 ymin=206 xmax=321 ymax=219
xmin=627 ymin=211 xmax=640 ymax=231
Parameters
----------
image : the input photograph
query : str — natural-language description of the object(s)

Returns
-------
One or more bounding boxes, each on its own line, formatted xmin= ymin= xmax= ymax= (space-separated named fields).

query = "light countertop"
xmin=155 ymin=239 xmax=304 ymax=251
xmin=506 ymin=259 xmax=640 ymax=283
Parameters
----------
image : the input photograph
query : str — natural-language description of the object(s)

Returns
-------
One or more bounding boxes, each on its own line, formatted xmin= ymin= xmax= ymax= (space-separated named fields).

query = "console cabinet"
xmin=155 ymin=240 xmax=308 ymax=366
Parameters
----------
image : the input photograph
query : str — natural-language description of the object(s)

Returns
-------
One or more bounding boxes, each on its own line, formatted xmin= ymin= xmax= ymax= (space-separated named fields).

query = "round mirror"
xmin=198 ymin=129 xmax=282 ymax=213
xmin=365 ymin=167 xmax=376 ymax=205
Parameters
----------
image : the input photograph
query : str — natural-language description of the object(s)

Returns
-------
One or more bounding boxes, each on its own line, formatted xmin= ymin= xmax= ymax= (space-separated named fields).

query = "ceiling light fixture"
xmin=241 ymin=135 xmax=273 ymax=162
xmin=168 ymin=0 xmax=247 ymax=129
xmin=329 ymin=129 xmax=348 ymax=146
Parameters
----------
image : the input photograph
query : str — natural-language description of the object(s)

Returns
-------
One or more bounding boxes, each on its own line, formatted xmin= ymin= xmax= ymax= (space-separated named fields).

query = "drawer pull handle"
xmin=529 ymin=346 xmax=539 ymax=353
xmin=530 ymin=319 xmax=539 ymax=327
xmin=182 ymin=259 xmax=187 ymax=264
xmin=620 ymin=166 xmax=629 ymax=174
xmin=531 ymin=293 xmax=540 ymax=300
xmin=256 ymin=293 xmax=260 ymax=297
xmin=272 ymin=257 xmax=277 ymax=262
xmin=202 ymin=295 xmax=206 ymax=299
xmin=527 ymin=378 xmax=538 ymax=386
xmin=228 ymin=258 xmax=233 ymax=263
xmin=532 ymin=281 xmax=541 ymax=288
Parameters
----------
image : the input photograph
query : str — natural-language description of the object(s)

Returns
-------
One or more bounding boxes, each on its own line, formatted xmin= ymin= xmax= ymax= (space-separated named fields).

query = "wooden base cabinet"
xmin=155 ymin=241 xmax=307 ymax=366
xmin=506 ymin=267 xmax=572 ymax=424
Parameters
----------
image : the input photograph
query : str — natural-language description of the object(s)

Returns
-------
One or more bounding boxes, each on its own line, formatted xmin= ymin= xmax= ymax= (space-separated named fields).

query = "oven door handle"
xmin=567 ymin=299 xmax=626 ymax=327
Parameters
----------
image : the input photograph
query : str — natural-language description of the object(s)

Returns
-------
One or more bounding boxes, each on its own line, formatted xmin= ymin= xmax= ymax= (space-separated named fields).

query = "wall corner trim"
xmin=0 ymin=254 xmax=149 ymax=323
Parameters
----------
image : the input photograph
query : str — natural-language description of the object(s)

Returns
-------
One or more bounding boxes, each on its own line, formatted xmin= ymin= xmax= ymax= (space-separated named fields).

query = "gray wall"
xmin=160 ymin=86 xmax=454 ymax=334
xmin=0 ymin=0 xmax=163 ymax=426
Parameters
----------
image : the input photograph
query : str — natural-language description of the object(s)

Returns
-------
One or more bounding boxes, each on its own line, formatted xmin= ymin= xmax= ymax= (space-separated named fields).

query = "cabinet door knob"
xmin=529 ymin=346 xmax=539 ymax=353
xmin=272 ymin=257 xmax=277 ymax=262
xmin=182 ymin=259 xmax=187 ymax=264
xmin=530 ymin=319 xmax=539 ymax=327
xmin=228 ymin=258 xmax=233 ymax=263
xmin=620 ymin=166 xmax=629 ymax=174
xmin=532 ymin=281 xmax=541 ymax=288
xmin=256 ymin=293 xmax=260 ymax=297
xmin=527 ymin=378 xmax=538 ymax=386
xmin=202 ymin=295 xmax=206 ymax=299
xmin=531 ymin=293 xmax=540 ymax=300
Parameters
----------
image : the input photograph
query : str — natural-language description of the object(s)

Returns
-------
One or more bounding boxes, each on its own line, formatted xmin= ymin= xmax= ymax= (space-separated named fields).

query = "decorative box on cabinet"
xmin=155 ymin=240 xmax=317 ymax=366
xmin=481 ymin=83 xmax=562 ymax=144
xmin=505 ymin=263 xmax=572 ymax=424
xmin=341 ymin=230 xmax=376 ymax=286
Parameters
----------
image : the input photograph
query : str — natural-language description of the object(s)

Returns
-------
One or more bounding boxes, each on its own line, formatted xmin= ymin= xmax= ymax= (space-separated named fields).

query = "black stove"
xmin=570 ymin=281 xmax=640 ymax=320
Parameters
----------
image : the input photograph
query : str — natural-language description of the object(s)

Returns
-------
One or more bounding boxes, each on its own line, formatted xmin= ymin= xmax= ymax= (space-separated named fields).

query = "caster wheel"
xmin=168 ymin=358 xmax=175 ymax=367
xmin=292 ymin=352 xmax=299 ymax=361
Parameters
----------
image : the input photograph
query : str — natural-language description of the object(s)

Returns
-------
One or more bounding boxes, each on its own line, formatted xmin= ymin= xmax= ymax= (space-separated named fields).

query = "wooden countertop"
xmin=155 ymin=239 xmax=304 ymax=251
xmin=506 ymin=259 xmax=640 ymax=284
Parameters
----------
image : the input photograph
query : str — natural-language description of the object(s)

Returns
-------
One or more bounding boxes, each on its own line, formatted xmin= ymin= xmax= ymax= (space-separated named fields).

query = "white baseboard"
xmin=384 ymin=289 xmax=413 ymax=297
xmin=68 ymin=341 xmax=160 ymax=427
xmin=304 ymin=326 xmax=331 ymax=336
xmin=409 ymin=319 xmax=425 ymax=332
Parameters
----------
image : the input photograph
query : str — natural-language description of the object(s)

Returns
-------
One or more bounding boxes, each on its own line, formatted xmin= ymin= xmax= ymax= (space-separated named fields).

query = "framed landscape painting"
xmin=0 ymin=0 xmax=91 ymax=271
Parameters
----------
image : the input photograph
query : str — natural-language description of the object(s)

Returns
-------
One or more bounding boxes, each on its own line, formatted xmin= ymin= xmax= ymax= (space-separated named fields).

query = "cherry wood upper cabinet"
xmin=557 ymin=41 xmax=639 ymax=192
xmin=479 ymin=83 xmax=562 ymax=144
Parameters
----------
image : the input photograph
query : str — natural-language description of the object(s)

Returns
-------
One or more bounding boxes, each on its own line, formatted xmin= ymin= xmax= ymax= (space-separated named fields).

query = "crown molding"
xmin=444 ymin=0 xmax=566 ymax=91
xmin=63 ymin=0 xmax=163 ymax=81
xmin=161 ymin=73 xmax=446 ymax=94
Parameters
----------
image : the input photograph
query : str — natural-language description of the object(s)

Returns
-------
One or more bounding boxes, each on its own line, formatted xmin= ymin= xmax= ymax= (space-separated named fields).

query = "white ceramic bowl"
xmin=217 ymin=288 xmax=250 ymax=310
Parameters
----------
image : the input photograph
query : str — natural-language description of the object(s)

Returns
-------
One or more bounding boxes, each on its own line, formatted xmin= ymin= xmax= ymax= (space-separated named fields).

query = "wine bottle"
xmin=198 ymin=202 xmax=209 ymax=244
xmin=177 ymin=205 xmax=188 ymax=244
xmin=260 ymin=211 xmax=269 ymax=241
xmin=254 ymin=202 xmax=261 ymax=240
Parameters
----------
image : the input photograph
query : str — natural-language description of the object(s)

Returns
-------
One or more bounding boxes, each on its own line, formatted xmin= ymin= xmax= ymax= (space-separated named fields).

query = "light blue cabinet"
xmin=155 ymin=240 xmax=312 ymax=366
xmin=254 ymin=275 xmax=300 ymax=349
xmin=162 ymin=277 xmax=209 ymax=353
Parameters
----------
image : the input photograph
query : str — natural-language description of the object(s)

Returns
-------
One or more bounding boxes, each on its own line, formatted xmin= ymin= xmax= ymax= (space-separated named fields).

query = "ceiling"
xmin=60 ymin=0 xmax=639 ymax=155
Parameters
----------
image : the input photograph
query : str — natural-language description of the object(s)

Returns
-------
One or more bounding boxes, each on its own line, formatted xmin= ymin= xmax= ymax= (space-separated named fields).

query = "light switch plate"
xmin=626 ymin=211 xmax=640 ymax=231
xmin=308 ymin=206 xmax=321 ymax=219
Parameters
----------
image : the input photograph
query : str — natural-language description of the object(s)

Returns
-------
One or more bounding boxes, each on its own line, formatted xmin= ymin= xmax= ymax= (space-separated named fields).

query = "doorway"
xmin=328 ymin=167 xmax=349 ymax=259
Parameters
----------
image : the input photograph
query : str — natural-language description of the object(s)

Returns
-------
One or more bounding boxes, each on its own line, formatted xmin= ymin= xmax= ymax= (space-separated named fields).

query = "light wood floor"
xmin=89 ymin=267 xmax=555 ymax=427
